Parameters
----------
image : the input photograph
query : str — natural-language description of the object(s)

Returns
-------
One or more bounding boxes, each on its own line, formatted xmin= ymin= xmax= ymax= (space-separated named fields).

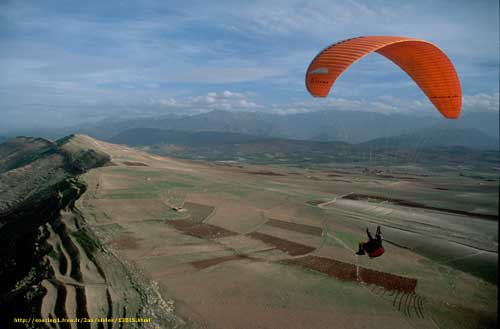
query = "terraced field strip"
xmin=285 ymin=255 xmax=356 ymax=281
xmin=51 ymin=221 xmax=83 ymax=283
xmin=168 ymin=219 xmax=238 ymax=239
xmin=246 ymin=232 xmax=316 ymax=256
xmin=106 ymin=289 xmax=113 ymax=329
xmin=122 ymin=161 xmax=148 ymax=166
xmin=265 ymin=218 xmax=323 ymax=236
xmin=285 ymin=255 xmax=417 ymax=293
xmin=245 ymin=170 xmax=285 ymax=176
xmin=189 ymin=254 xmax=256 ymax=270
xmin=75 ymin=286 xmax=91 ymax=329
xmin=57 ymin=244 xmax=69 ymax=276
xmin=359 ymin=266 xmax=417 ymax=293
xmin=50 ymin=278 xmax=71 ymax=329
xmin=40 ymin=280 xmax=58 ymax=320
xmin=306 ymin=200 xmax=326 ymax=206
xmin=183 ymin=202 xmax=214 ymax=223
xmin=343 ymin=193 xmax=498 ymax=221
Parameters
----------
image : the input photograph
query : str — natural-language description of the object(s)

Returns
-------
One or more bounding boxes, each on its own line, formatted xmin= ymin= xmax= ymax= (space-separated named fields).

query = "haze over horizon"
xmin=0 ymin=0 xmax=498 ymax=134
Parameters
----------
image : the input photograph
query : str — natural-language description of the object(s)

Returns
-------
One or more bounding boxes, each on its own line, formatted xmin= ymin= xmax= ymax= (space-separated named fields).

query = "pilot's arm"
xmin=366 ymin=228 xmax=373 ymax=241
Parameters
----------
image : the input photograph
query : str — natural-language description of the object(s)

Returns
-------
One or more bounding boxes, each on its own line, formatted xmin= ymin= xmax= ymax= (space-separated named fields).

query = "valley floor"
xmin=74 ymin=137 xmax=497 ymax=329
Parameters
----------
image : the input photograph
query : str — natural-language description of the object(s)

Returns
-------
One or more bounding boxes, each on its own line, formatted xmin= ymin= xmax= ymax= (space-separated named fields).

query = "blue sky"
xmin=0 ymin=0 xmax=498 ymax=132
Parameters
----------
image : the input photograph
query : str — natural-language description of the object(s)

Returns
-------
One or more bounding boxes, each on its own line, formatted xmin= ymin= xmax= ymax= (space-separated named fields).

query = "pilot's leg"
xmin=356 ymin=242 xmax=365 ymax=255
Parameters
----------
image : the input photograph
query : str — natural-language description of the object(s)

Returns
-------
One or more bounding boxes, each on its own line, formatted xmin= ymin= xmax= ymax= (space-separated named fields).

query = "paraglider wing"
xmin=305 ymin=36 xmax=462 ymax=119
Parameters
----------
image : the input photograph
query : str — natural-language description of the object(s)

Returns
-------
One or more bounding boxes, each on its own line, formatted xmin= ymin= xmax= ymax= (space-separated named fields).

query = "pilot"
xmin=356 ymin=226 xmax=384 ymax=258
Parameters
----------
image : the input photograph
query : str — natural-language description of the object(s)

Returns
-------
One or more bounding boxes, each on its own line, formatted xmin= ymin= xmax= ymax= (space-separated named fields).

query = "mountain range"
xmin=4 ymin=110 xmax=498 ymax=150
xmin=82 ymin=110 xmax=499 ymax=147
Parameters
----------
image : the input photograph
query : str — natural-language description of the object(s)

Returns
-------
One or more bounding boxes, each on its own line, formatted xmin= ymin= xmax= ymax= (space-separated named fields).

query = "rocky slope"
xmin=0 ymin=135 xmax=184 ymax=329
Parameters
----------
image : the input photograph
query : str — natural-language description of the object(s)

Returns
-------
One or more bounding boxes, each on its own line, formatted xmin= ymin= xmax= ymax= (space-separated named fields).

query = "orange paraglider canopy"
xmin=306 ymin=36 xmax=462 ymax=119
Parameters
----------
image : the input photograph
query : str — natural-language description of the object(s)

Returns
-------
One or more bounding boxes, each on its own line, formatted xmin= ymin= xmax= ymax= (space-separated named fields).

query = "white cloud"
xmin=462 ymin=93 xmax=499 ymax=113
xmin=186 ymin=91 xmax=262 ymax=111
xmin=269 ymin=96 xmax=425 ymax=115
xmin=269 ymin=92 xmax=499 ymax=116
xmin=224 ymin=0 xmax=384 ymax=37
xmin=137 ymin=90 xmax=263 ymax=115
